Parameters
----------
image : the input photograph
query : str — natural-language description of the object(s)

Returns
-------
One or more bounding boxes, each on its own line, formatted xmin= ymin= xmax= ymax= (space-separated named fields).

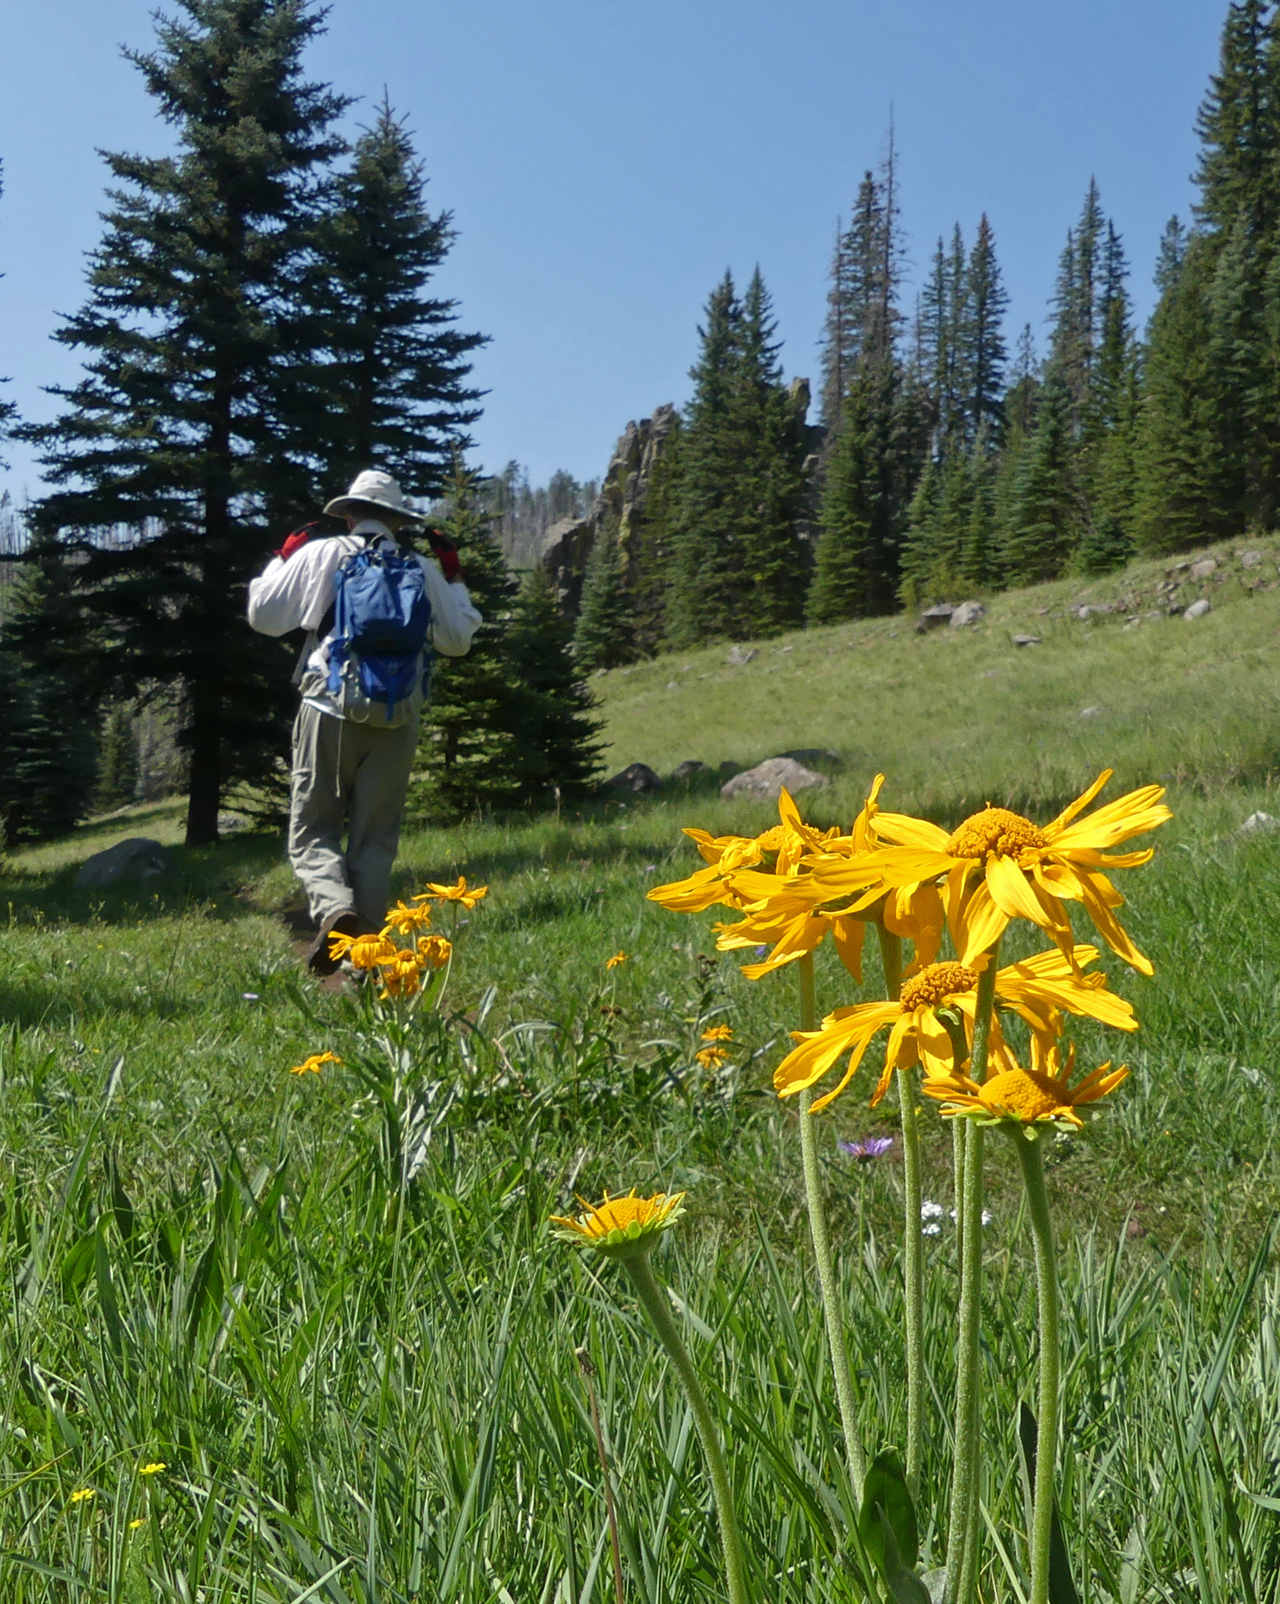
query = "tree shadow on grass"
xmin=0 ymin=830 xmax=289 ymax=930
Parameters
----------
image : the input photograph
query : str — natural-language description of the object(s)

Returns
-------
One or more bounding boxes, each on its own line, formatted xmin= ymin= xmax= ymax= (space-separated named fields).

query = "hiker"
xmin=248 ymin=469 xmax=481 ymax=972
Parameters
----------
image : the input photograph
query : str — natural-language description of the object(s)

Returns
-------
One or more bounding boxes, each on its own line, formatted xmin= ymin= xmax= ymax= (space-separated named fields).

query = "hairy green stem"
xmin=624 ymin=1254 xmax=750 ymax=1604
xmin=945 ymin=940 xmax=1000 ymax=1604
xmin=797 ymin=954 xmax=869 ymax=1499
xmin=876 ymin=926 xmax=923 ymax=1502
xmin=1013 ymin=1134 xmax=1061 ymax=1604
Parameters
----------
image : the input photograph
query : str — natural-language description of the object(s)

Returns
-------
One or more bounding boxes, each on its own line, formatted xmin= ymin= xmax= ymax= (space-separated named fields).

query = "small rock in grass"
xmin=916 ymin=603 xmax=955 ymax=633
xmin=1240 ymin=549 xmax=1262 ymax=569
xmin=720 ymin=756 xmax=829 ymax=802
xmin=1240 ymin=811 xmax=1279 ymax=835
xmin=1183 ymin=598 xmax=1211 ymax=621
xmin=1189 ymin=557 xmax=1218 ymax=580
xmin=606 ymin=762 xmax=662 ymax=795
xmin=1079 ymin=705 xmax=1101 ymax=718
xmin=1012 ymin=633 xmax=1041 ymax=647
xmin=726 ymin=645 xmax=757 ymax=666
xmin=665 ymin=681 xmax=679 ymax=690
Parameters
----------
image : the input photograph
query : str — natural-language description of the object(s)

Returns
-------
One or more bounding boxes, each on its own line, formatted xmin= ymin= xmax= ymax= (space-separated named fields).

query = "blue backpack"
xmin=325 ymin=542 xmax=433 ymax=724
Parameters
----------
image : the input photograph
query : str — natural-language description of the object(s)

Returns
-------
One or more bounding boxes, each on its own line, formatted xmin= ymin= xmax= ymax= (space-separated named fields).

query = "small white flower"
xmin=241 ymin=992 xmax=260 ymax=1001
xmin=921 ymin=1200 xmax=945 ymax=1221
xmin=981 ymin=1209 xmax=993 ymax=1227
xmin=922 ymin=1221 xmax=942 ymax=1237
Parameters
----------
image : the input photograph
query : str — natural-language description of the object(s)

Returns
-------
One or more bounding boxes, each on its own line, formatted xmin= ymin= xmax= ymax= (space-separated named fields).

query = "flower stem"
xmin=876 ymin=926 xmax=923 ymax=1504
xmin=1012 ymin=1134 xmax=1060 ymax=1604
xmin=945 ymin=939 xmax=1000 ymax=1604
xmin=797 ymin=953 xmax=869 ymax=1501
xmin=623 ymin=1254 xmax=750 ymax=1604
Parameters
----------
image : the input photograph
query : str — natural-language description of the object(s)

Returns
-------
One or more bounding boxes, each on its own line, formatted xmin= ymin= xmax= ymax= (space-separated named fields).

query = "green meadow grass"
xmin=3 ymin=535 xmax=1280 ymax=1599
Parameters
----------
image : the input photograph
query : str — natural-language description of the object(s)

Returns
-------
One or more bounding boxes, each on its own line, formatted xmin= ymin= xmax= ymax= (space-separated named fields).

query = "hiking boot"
xmin=305 ymin=911 xmax=359 ymax=976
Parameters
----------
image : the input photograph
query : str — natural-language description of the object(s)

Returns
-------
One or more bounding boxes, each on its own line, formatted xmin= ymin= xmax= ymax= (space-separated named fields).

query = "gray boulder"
xmin=1183 ymin=598 xmax=1211 ymax=621
xmin=1240 ymin=549 xmax=1263 ymax=569
xmin=1189 ymin=557 xmax=1218 ymax=581
xmin=916 ymin=603 xmax=955 ymax=634
xmin=726 ymin=645 xmax=758 ymax=666
xmin=606 ymin=762 xmax=662 ymax=795
xmin=949 ymin=600 xmax=986 ymax=629
xmin=1240 ymin=811 xmax=1279 ymax=835
xmin=1012 ymin=633 xmax=1042 ymax=647
xmin=75 ymin=837 xmax=174 ymax=890
xmin=720 ymin=756 xmax=830 ymax=802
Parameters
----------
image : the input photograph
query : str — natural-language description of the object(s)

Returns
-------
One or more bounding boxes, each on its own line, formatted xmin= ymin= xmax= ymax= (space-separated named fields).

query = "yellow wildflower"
xmin=129 ymin=1518 xmax=145 ymax=1530
xmin=714 ymin=778 xmax=943 ymax=980
xmin=550 ymin=1189 xmax=686 ymax=1260
xmin=696 ymin=1045 xmax=730 ymax=1069
xmin=70 ymin=1488 xmax=95 ymax=1504
xmin=807 ymin=771 xmax=1170 ymax=974
xmin=605 ymin=951 xmax=628 ymax=970
xmin=701 ymin=1025 xmax=734 ymax=1041
xmin=290 ymin=1051 xmax=340 ymax=1076
xmin=414 ymin=875 xmax=489 ymax=910
xmin=923 ymin=1035 xmax=1128 ymax=1134
xmin=138 ymin=1462 xmax=167 ymax=1476
xmin=329 ymin=931 xmax=397 ymax=969
xmin=378 ymin=949 xmax=422 ymax=998
xmin=416 ymin=934 xmax=453 ymax=969
xmin=774 ymin=945 xmax=1136 ymax=1112
xmin=382 ymin=900 xmax=432 ymax=936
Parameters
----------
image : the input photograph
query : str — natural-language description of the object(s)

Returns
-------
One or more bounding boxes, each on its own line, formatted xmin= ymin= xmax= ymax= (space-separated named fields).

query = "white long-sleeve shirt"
xmin=248 ymin=520 xmax=482 ymax=717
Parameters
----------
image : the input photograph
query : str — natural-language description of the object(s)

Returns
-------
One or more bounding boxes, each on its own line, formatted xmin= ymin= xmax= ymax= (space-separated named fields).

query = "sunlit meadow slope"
xmin=595 ymin=534 xmax=1280 ymax=817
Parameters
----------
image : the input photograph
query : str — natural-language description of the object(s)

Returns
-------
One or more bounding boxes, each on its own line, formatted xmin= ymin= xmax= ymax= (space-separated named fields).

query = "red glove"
xmin=427 ymin=529 xmax=463 ymax=583
xmin=275 ymin=521 xmax=323 ymax=561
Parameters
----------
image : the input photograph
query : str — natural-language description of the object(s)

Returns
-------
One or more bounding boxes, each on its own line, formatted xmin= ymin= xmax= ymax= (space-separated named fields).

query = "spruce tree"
xmin=729 ymin=269 xmax=810 ymax=635
xmin=664 ymin=273 xmax=743 ymax=647
xmin=963 ymin=215 xmax=1009 ymax=444
xmin=94 ymin=705 xmax=141 ymax=813
xmin=411 ymin=465 xmax=523 ymax=820
xmin=21 ymin=0 xmax=346 ymax=846
xmin=305 ymin=99 xmax=484 ymax=499
xmin=1002 ymin=376 xmax=1078 ymax=583
xmin=807 ymin=369 xmax=898 ymax=620
xmin=573 ymin=518 xmax=633 ymax=670
xmin=506 ymin=564 xmax=604 ymax=800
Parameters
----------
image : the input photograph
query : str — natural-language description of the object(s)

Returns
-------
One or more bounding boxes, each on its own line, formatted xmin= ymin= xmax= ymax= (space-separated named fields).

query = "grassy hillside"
xmin=595 ymin=533 xmax=1280 ymax=818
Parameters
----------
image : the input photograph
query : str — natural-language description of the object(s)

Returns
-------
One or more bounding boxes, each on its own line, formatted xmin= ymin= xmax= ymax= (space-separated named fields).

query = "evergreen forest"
xmin=2 ymin=0 xmax=1279 ymax=836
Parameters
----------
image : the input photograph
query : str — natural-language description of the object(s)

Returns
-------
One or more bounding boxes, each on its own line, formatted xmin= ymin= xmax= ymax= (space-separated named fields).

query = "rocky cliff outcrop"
xmin=537 ymin=404 xmax=678 ymax=613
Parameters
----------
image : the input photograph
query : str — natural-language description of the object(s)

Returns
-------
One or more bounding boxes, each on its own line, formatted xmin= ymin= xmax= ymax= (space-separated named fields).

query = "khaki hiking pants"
xmin=287 ymin=701 xmax=418 ymax=932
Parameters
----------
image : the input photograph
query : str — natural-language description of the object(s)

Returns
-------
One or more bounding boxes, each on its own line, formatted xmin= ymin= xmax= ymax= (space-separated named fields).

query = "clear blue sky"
xmin=1 ymin=0 xmax=1225 ymax=502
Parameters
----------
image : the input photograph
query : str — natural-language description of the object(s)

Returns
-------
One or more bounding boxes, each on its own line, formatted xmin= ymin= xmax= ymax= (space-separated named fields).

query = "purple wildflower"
xmin=840 ymin=1135 xmax=894 ymax=1163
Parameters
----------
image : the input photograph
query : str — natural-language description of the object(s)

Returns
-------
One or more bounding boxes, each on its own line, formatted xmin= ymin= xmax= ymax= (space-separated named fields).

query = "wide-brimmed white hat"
xmin=323 ymin=469 xmax=422 ymax=523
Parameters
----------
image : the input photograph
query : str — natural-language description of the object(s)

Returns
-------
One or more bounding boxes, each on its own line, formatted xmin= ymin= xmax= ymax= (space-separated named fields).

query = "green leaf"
xmin=859 ymin=1450 xmax=919 ymax=1569
xmin=863 ymin=1503 xmax=931 ymax=1604
xmin=59 ymin=1231 xmax=95 ymax=1300
xmin=859 ymin=1451 xmax=928 ymax=1602
xmin=1017 ymin=1402 xmax=1080 ymax=1604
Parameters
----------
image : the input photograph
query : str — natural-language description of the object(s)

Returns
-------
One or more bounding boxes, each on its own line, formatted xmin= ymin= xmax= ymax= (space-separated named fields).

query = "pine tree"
xmin=94 ymin=705 xmax=141 ymax=813
xmin=0 ymin=161 xmax=15 ymax=456
xmin=1002 ymin=376 xmax=1078 ymax=583
xmin=21 ymin=0 xmax=347 ymax=846
xmin=573 ymin=518 xmax=633 ymax=670
xmin=807 ymin=367 xmax=902 ymax=620
xmin=665 ymin=273 xmax=743 ymax=646
xmin=506 ymin=564 xmax=604 ymax=800
xmin=305 ymin=99 xmax=484 ymax=500
xmin=411 ymin=465 xmax=523 ymax=820
xmin=963 ymin=215 xmax=1009 ymax=444
xmin=729 ymin=269 xmax=810 ymax=635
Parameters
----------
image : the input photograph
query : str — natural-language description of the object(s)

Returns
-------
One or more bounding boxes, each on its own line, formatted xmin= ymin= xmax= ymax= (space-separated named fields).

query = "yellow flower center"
xmin=946 ymin=806 xmax=1047 ymax=861
xmin=900 ymin=961 xmax=979 ymax=1010
xmin=981 ymin=1068 xmax=1064 ymax=1122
